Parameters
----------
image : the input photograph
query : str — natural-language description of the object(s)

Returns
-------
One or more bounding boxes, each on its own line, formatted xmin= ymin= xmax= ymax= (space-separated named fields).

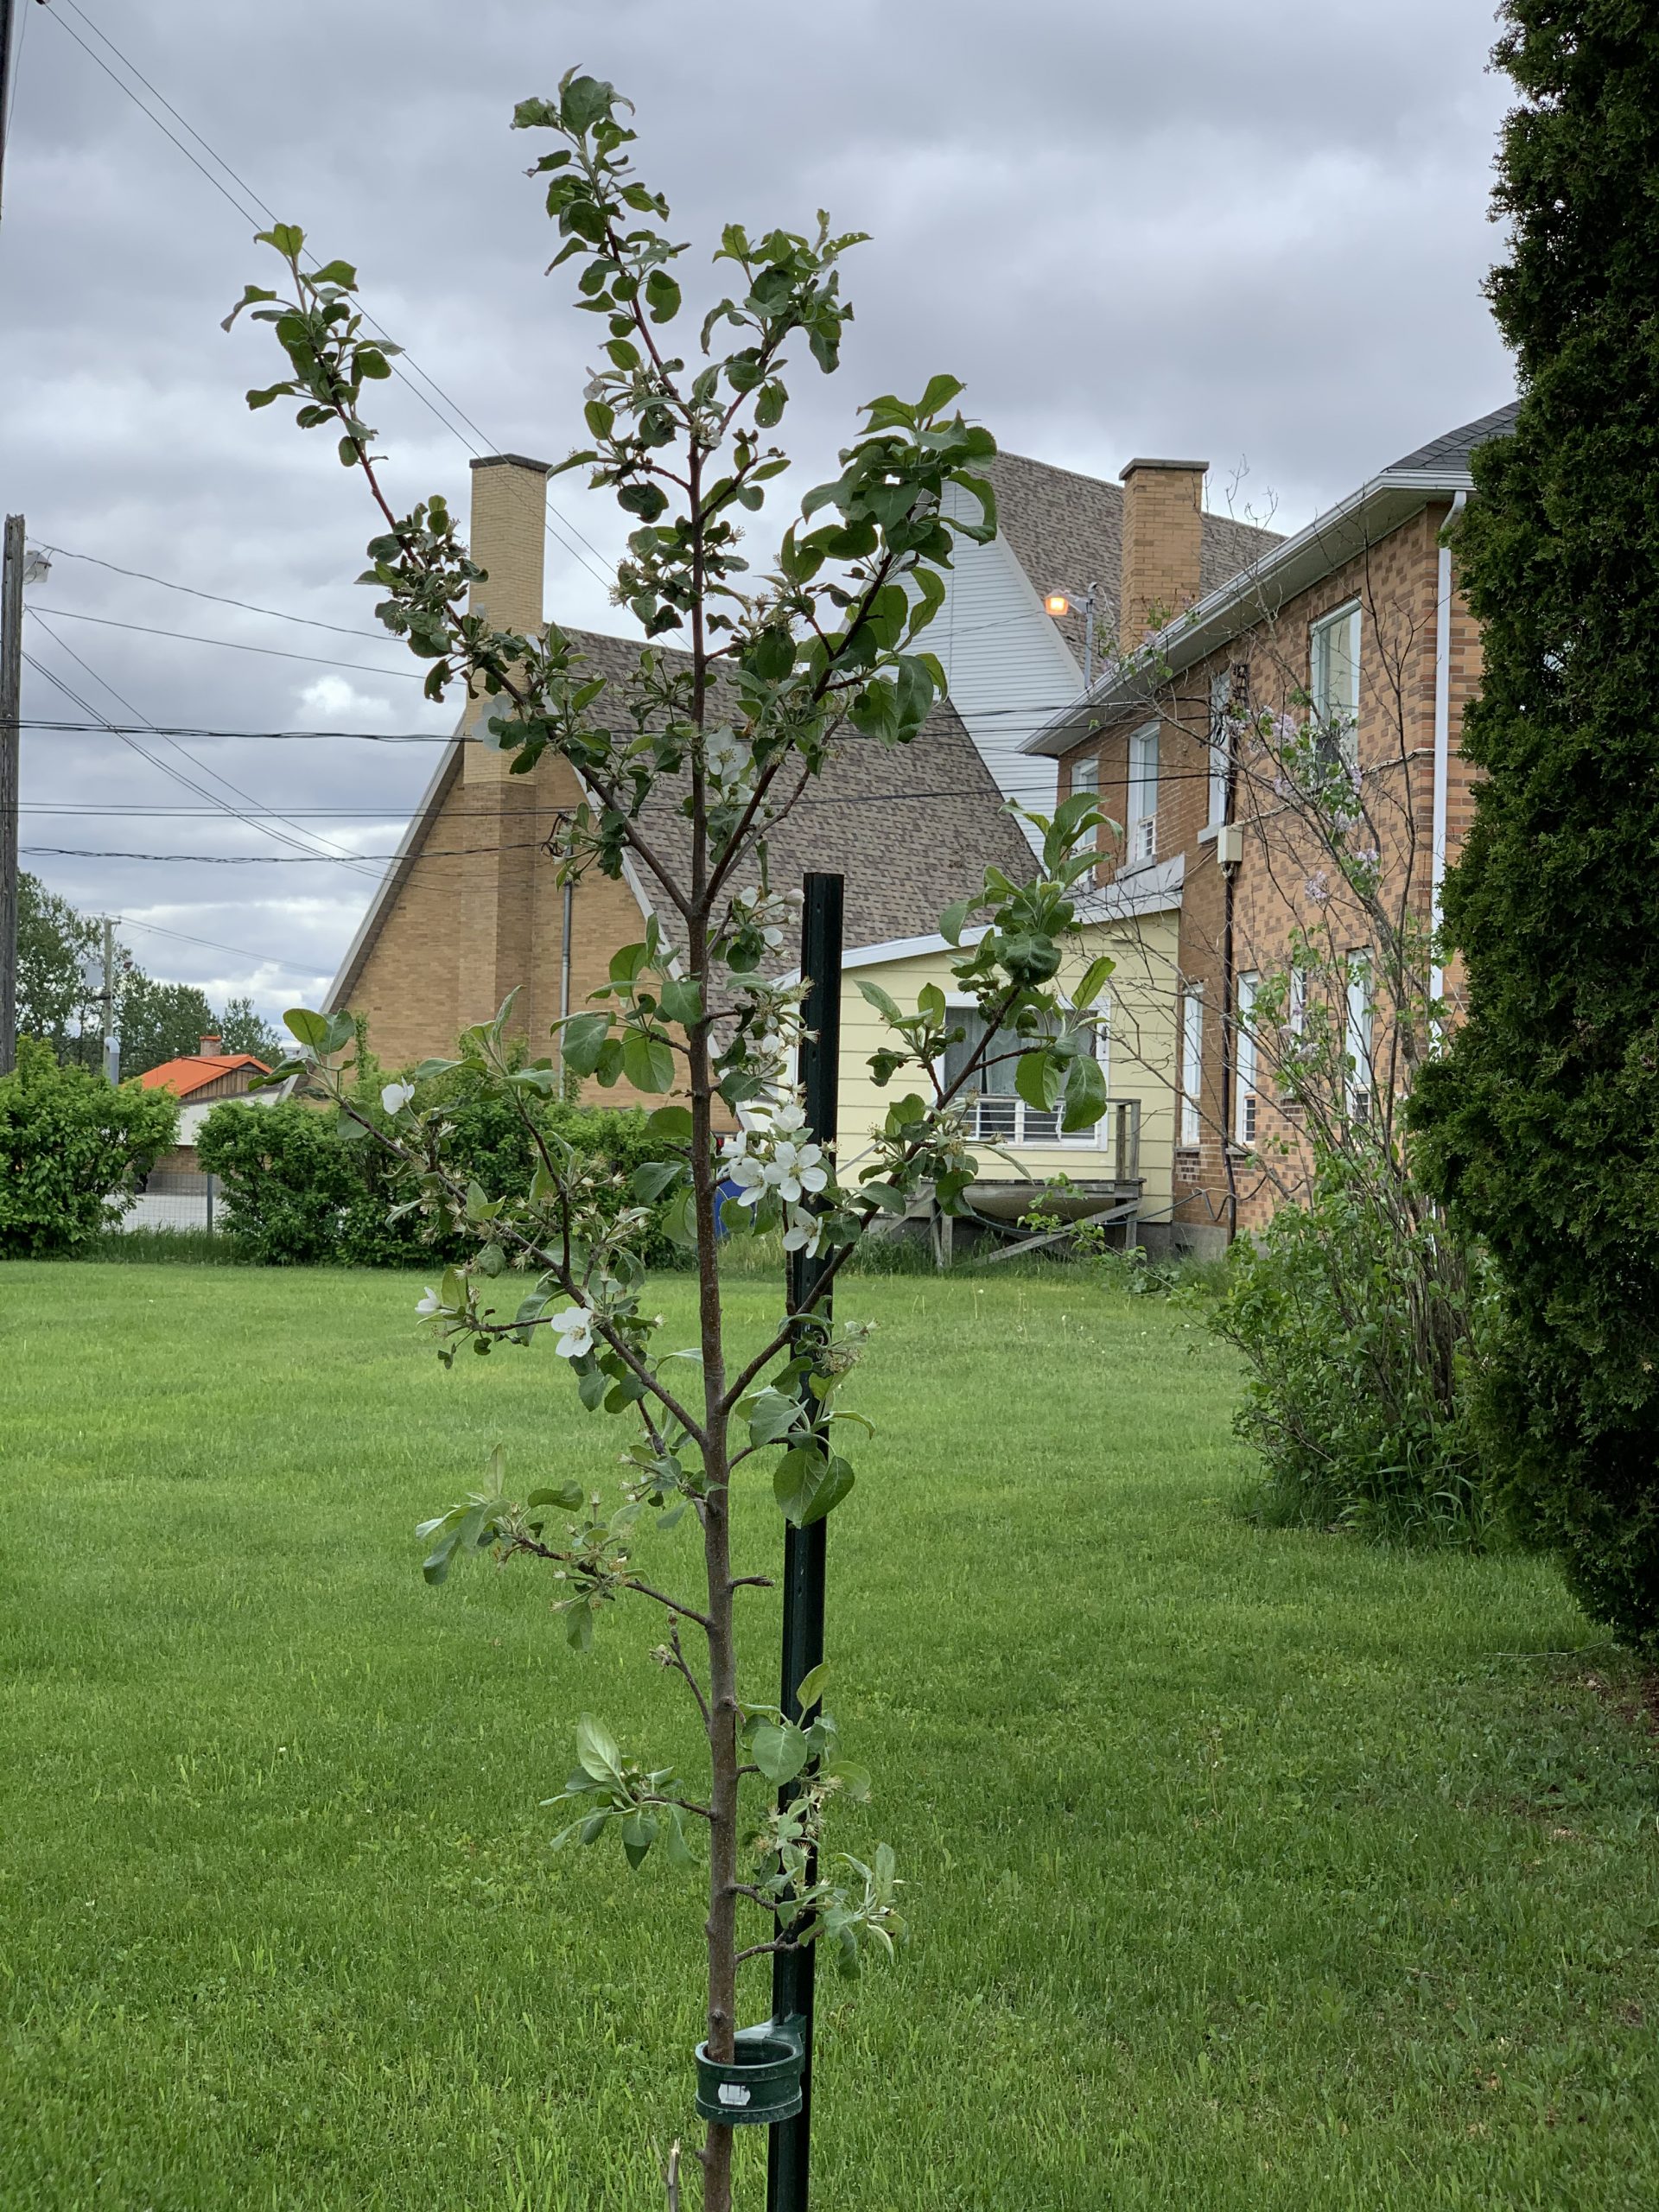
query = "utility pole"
xmin=0 ymin=0 xmax=21 ymax=226
xmin=0 ymin=512 xmax=23 ymax=1075
xmin=767 ymin=871 xmax=843 ymax=2212
xmin=99 ymin=915 xmax=120 ymax=1084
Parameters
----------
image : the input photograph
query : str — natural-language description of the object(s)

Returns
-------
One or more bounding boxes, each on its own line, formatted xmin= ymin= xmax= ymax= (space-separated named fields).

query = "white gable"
xmin=931 ymin=482 xmax=1081 ymax=844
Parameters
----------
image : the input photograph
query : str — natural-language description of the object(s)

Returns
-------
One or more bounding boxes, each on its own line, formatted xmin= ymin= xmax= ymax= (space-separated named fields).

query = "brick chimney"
xmin=199 ymin=1033 xmax=222 ymax=1058
xmin=460 ymin=453 xmax=555 ymax=1032
xmin=1118 ymin=458 xmax=1208 ymax=653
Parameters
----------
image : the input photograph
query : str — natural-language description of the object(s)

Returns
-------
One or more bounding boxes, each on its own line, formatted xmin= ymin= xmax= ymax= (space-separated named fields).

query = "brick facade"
xmin=1061 ymin=496 xmax=1484 ymax=1247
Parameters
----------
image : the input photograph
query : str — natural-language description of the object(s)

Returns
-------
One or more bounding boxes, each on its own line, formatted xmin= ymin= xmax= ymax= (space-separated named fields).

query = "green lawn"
xmin=2 ymin=1262 xmax=1656 ymax=2210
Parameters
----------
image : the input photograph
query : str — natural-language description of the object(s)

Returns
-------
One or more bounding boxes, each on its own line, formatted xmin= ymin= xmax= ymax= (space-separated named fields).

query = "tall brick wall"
xmin=336 ymin=454 xmax=663 ymax=1104
xmin=1061 ymin=497 xmax=1481 ymax=1242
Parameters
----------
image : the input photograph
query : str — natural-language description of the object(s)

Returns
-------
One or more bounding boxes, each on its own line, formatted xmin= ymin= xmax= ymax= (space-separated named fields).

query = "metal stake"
xmin=767 ymin=871 xmax=843 ymax=2212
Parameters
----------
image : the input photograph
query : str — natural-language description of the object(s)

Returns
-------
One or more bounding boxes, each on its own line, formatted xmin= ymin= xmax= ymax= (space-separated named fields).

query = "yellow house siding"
xmin=833 ymin=920 xmax=1179 ymax=1226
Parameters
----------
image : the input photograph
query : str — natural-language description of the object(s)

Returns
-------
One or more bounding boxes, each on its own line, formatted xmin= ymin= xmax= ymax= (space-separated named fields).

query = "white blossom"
xmin=550 ymin=1305 xmax=597 ymax=1360
xmin=415 ymin=1284 xmax=446 ymax=1318
xmin=381 ymin=1081 xmax=416 ymax=1115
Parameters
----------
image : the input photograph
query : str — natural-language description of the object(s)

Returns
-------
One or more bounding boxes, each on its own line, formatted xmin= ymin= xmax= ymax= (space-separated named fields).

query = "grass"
xmin=1 ymin=1262 xmax=1656 ymax=2210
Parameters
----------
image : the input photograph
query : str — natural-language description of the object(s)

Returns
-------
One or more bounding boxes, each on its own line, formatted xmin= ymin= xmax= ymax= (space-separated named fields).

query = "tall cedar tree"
xmin=1413 ymin=1 xmax=1659 ymax=1649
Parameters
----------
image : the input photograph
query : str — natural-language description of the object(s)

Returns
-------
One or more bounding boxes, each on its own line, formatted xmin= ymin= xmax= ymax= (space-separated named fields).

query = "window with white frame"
xmin=1235 ymin=971 xmax=1258 ymax=1145
xmin=1207 ymin=672 xmax=1231 ymax=829
xmin=1287 ymin=963 xmax=1306 ymax=1039
xmin=1344 ymin=950 xmax=1372 ymax=1118
xmin=1310 ymin=601 xmax=1361 ymax=769
xmin=1179 ymin=984 xmax=1204 ymax=1147
xmin=1128 ymin=722 xmax=1159 ymax=862
xmin=942 ymin=1001 xmax=1106 ymax=1147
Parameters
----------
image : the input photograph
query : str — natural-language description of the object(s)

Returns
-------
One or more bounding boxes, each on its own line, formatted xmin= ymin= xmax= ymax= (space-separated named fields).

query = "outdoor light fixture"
xmin=22 ymin=549 xmax=50 ymax=584
xmin=1046 ymin=579 xmax=1099 ymax=690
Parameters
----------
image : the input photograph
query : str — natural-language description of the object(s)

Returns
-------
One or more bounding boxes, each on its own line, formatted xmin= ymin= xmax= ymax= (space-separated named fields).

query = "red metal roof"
xmin=138 ymin=1052 xmax=270 ymax=1098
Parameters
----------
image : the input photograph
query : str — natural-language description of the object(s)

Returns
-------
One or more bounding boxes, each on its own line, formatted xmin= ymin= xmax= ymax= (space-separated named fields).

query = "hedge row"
xmin=195 ymin=1069 xmax=683 ymax=1268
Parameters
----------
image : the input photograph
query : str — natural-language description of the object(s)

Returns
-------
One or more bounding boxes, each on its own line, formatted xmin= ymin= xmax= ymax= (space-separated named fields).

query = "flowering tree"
xmin=231 ymin=70 xmax=1107 ymax=2210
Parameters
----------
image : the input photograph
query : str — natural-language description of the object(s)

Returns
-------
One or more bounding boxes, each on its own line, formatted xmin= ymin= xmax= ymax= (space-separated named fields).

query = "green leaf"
xmin=645 ymin=269 xmax=682 ymax=323
xmin=663 ymin=1805 xmax=696 ymax=1869
xmin=747 ymin=1388 xmax=805 ymax=1447
xmin=661 ymin=1185 xmax=698 ymax=1248
xmin=575 ymin=1714 xmax=626 ymax=1791
xmin=857 ymin=979 xmax=902 ymax=1022
xmin=631 ymin=1160 xmax=683 ymax=1203
xmin=621 ymin=1029 xmax=676 ymax=1094
xmin=578 ymin=1365 xmax=608 ymax=1411
xmin=1072 ymin=955 xmax=1115 ymax=1009
xmin=526 ymin=1482 xmax=585 ymax=1511
xmin=828 ymin=1761 xmax=872 ymax=1803
xmin=658 ymin=976 xmax=702 ymax=1027
xmin=283 ymin=1007 xmax=330 ymax=1051
xmin=1016 ymin=1051 xmax=1062 ymax=1114
xmin=560 ymin=1012 xmax=611 ymax=1075
xmin=620 ymin=1809 xmax=658 ymax=1870
xmin=793 ymin=1660 xmax=830 ymax=1715
xmin=747 ymin=1719 xmax=811 ymax=1785
xmin=939 ymin=899 xmax=975 ymax=946
xmin=646 ymin=1104 xmax=694 ymax=1144
xmin=774 ymin=1446 xmax=856 ymax=1529
xmin=1061 ymin=1050 xmax=1108 ymax=1133
xmin=918 ymin=372 xmax=966 ymax=418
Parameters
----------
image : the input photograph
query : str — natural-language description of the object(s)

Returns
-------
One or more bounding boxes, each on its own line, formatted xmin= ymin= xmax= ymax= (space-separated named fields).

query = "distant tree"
xmin=1413 ymin=3 xmax=1659 ymax=1651
xmin=217 ymin=995 xmax=283 ymax=1065
xmin=118 ymin=975 xmax=219 ymax=1077
xmin=16 ymin=874 xmax=100 ymax=1063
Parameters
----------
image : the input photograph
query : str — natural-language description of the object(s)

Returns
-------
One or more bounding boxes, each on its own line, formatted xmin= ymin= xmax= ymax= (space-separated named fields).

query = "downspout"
xmin=1219 ymin=680 xmax=1241 ymax=1244
xmin=1429 ymin=492 xmax=1467 ymax=1009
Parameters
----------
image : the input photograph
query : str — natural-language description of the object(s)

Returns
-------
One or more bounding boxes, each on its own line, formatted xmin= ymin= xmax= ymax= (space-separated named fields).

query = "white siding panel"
xmin=930 ymin=485 xmax=1082 ymax=837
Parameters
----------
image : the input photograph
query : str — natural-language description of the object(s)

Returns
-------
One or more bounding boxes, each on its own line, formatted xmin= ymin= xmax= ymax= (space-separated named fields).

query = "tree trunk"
xmin=688 ymin=915 xmax=738 ymax=2212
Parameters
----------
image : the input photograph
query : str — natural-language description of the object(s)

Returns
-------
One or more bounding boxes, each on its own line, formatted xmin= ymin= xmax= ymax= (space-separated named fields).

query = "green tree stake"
xmin=767 ymin=872 xmax=842 ymax=2212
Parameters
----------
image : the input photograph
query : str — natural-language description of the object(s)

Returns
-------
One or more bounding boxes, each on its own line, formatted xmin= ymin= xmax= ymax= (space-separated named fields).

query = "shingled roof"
xmin=985 ymin=450 xmax=1282 ymax=662
xmin=562 ymin=627 xmax=1034 ymax=954
xmin=335 ymin=620 xmax=1035 ymax=997
xmin=1384 ymin=400 xmax=1520 ymax=474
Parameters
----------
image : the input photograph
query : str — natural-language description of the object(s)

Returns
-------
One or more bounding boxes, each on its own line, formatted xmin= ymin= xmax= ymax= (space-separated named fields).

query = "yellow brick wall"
xmin=1119 ymin=461 xmax=1206 ymax=650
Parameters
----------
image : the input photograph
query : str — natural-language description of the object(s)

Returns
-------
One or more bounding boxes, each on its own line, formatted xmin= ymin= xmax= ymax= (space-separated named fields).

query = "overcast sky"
xmin=0 ymin=0 xmax=1516 ymax=1026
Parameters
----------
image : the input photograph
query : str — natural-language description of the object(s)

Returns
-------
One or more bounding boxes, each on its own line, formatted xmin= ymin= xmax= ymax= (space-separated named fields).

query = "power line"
xmin=34 ymin=543 xmax=399 ymax=643
xmin=110 ymin=911 xmax=323 ymax=975
xmin=28 ymin=602 xmax=426 ymax=680
xmin=23 ymin=618 xmax=387 ymax=880
xmin=45 ymin=0 xmax=615 ymax=591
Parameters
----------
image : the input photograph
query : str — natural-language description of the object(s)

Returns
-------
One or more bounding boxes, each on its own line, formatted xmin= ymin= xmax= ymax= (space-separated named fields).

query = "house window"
xmin=1128 ymin=722 xmax=1159 ymax=863
xmin=1179 ymin=984 xmax=1204 ymax=1147
xmin=1287 ymin=963 xmax=1306 ymax=1039
xmin=1208 ymin=672 xmax=1231 ymax=829
xmin=942 ymin=1004 xmax=1105 ymax=1147
xmin=1344 ymin=950 xmax=1372 ymax=1117
xmin=1235 ymin=971 xmax=1258 ymax=1146
xmin=1310 ymin=601 xmax=1361 ymax=769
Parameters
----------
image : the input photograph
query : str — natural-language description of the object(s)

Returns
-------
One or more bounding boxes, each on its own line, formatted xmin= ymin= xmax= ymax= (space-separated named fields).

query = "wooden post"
xmin=0 ymin=513 xmax=24 ymax=1076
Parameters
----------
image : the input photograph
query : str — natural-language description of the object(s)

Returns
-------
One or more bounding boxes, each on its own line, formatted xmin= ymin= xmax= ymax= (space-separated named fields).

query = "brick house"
xmin=1022 ymin=404 xmax=1517 ymax=1254
xmin=323 ymin=453 xmax=1036 ymax=1097
xmin=130 ymin=1036 xmax=272 ymax=1229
